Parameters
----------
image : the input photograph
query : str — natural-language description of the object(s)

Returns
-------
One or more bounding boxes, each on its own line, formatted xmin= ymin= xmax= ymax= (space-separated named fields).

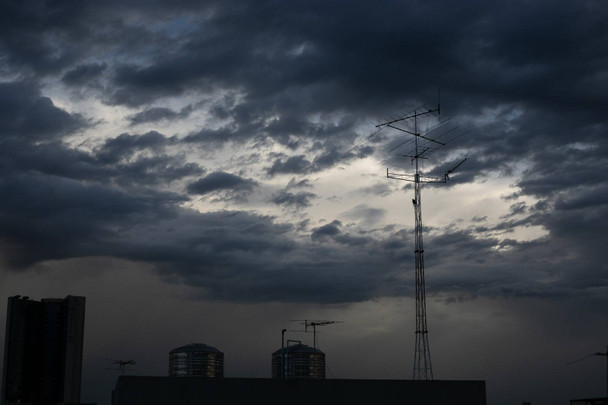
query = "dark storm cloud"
xmin=113 ymin=155 xmax=204 ymax=187
xmin=311 ymin=220 xmax=342 ymax=241
xmin=7 ymin=0 xmax=603 ymax=176
xmin=187 ymin=172 xmax=257 ymax=195
xmin=93 ymin=1 xmax=604 ymax=120
xmin=62 ymin=63 xmax=107 ymax=86
xmin=312 ymin=145 xmax=375 ymax=171
xmin=266 ymin=155 xmax=312 ymax=176
xmin=554 ymin=185 xmax=608 ymax=211
xmin=0 ymin=0 xmax=607 ymax=306
xmin=0 ymin=82 xmax=88 ymax=141
xmin=0 ymin=174 xmax=186 ymax=268
xmin=265 ymin=145 xmax=375 ymax=177
xmin=0 ymin=85 xmax=205 ymax=272
xmin=3 ymin=3 xmax=608 ymax=403
xmin=96 ymin=131 xmax=175 ymax=163
xmin=0 ymin=171 xmax=407 ymax=302
xmin=0 ymin=0 xmax=91 ymax=74
xmin=0 ymin=138 xmax=107 ymax=181
xmin=0 ymin=117 xmax=199 ymax=188
xmin=270 ymin=190 xmax=317 ymax=208
xmin=269 ymin=177 xmax=318 ymax=208
xmin=127 ymin=105 xmax=194 ymax=125
xmin=4 ymin=1 xmax=607 ymax=119
xmin=0 ymin=120 xmax=603 ymax=305
xmin=92 ymin=131 xmax=204 ymax=185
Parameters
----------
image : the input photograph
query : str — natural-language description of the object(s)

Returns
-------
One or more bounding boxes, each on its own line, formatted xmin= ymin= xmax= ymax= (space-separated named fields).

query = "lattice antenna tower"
xmin=376 ymin=101 xmax=466 ymax=381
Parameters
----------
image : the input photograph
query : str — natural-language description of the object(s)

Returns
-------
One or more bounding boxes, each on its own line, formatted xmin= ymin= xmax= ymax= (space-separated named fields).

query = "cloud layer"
xmin=1 ymin=0 xmax=607 ymax=306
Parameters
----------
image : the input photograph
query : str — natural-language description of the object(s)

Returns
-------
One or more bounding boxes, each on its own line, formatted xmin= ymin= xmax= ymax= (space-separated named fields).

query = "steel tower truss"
xmin=378 ymin=105 xmax=466 ymax=380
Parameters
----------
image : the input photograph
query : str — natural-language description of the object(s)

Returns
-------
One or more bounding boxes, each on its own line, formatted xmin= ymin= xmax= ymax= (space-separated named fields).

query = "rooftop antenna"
xmin=376 ymin=97 xmax=467 ymax=381
xmin=290 ymin=320 xmax=342 ymax=351
xmin=106 ymin=359 xmax=136 ymax=375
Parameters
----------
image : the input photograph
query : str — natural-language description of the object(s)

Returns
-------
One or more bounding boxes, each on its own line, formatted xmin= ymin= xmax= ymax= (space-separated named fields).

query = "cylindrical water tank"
xmin=271 ymin=344 xmax=325 ymax=379
xmin=169 ymin=343 xmax=224 ymax=377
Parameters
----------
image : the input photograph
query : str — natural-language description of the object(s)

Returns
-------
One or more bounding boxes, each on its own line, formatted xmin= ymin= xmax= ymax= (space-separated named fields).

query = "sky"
xmin=0 ymin=0 xmax=607 ymax=404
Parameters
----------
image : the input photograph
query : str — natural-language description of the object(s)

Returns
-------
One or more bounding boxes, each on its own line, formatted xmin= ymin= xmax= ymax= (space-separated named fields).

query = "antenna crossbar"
xmin=376 ymin=107 xmax=440 ymax=128
xmin=387 ymin=158 xmax=467 ymax=184
xmin=387 ymin=171 xmax=445 ymax=183
xmin=387 ymin=124 xmax=446 ymax=146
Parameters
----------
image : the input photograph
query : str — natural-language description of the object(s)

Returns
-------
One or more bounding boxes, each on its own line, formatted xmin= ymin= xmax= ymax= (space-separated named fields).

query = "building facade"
xmin=272 ymin=344 xmax=325 ymax=379
xmin=169 ymin=343 xmax=224 ymax=378
xmin=1 ymin=295 xmax=86 ymax=405
xmin=112 ymin=377 xmax=487 ymax=405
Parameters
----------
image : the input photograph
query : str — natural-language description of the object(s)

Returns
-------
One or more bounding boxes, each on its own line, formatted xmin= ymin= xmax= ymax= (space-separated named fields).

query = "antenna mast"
xmin=377 ymin=102 xmax=466 ymax=381
xmin=290 ymin=319 xmax=342 ymax=351
xmin=106 ymin=359 xmax=136 ymax=375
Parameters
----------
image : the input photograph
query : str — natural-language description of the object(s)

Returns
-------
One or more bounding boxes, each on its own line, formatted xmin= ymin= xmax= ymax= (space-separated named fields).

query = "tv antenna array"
xmin=376 ymin=102 xmax=467 ymax=381
xmin=290 ymin=319 xmax=342 ymax=351
xmin=106 ymin=359 xmax=136 ymax=375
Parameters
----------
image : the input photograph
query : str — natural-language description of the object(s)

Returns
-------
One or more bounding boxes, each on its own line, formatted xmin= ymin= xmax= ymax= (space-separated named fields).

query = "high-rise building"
xmin=1 ymin=295 xmax=86 ymax=405
xmin=169 ymin=344 xmax=224 ymax=378
xmin=272 ymin=344 xmax=325 ymax=379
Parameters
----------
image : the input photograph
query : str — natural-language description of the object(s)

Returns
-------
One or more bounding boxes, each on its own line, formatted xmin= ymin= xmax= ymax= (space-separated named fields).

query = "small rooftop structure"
xmin=272 ymin=343 xmax=325 ymax=379
xmin=168 ymin=343 xmax=223 ymax=378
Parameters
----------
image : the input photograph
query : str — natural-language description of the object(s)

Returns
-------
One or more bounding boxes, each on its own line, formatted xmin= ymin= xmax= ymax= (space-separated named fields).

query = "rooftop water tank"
xmin=169 ymin=343 xmax=224 ymax=378
xmin=271 ymin=344 xmax=325 ymax=379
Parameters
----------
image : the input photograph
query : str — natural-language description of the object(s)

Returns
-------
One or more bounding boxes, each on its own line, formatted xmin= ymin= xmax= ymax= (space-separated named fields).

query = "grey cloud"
xmin=316 ymin=145 xmax=374 ymax=169
xmin=182 ymin=125 xmax=257 ymax=145
xmin=0 ymin=176 xmax=409 ymax=303
xmin=2 ymin=3 xmax=608 ymax=402
xmin=187 ymin=172 xmax=257 ymax=195
xmin=112 ymin=155 xmax=204 ymax=187
xmin=0 ymin=0 xmax=607 ymax=306
xmin=554 ymin=185 xmax=608 ymax=211
xmin=62 ymin=63 xmax=107 ymax=86
xmin=311 ymin=220 xmax=342 ymax=241
xmin=127 ymin=105 xmax=194 ymax=125
xmin=0 ymin=1 xmax=92 ymax=74
xmin=343 ymin=205 xmax=386 ymax=227
xmin=96 ymin=131 xmax=174 ymax=164
xmin=0 ymin=138 xmax=107 ymax=181
xmin=0 ymin=81 xmax=88 ymax=141
xmin=502 ymin=201 xmax=528 ymax=218
xmin=0 ymin=140 xmax=202 ymax=191
xmin=266 ymin=145 xmax=375 ymax=177
xmin=356 ymin=183 xmax=393 ymax=197
xmin=333 ymin=234 xmax=371 ymax=247
xmin=471 ymin=216 xmax=487 ymax=223
xmin=4 ymin=1 xmax=607 ymax=125
xmin=0 ymin=173 xmax=186 ymax=268
xmin=270 ymin=190 xmax=317 ymax=208
xmin=285 ymin=177 xmax=313 ymax=189
xmin=266 ymin=155 xmax=312 ymax=176
xmin=501 ymin=192 xmax=520 ymax=201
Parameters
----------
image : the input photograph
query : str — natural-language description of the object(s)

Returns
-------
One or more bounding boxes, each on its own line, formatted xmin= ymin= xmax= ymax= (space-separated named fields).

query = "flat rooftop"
xmin=112 ymin=376 xmax=486 ymax=405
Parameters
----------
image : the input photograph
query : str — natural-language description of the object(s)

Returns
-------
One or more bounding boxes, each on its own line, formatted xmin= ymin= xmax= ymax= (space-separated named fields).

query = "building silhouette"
xmin=272 ymin=344 xmax=325 ymax=379
xmin=112 ymin=377 xmax=486 ymax=405
xmin=1 ymin=295 xmax=86 ymax=405
xmin=168 ymin=343 xmax=224 ymax=378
